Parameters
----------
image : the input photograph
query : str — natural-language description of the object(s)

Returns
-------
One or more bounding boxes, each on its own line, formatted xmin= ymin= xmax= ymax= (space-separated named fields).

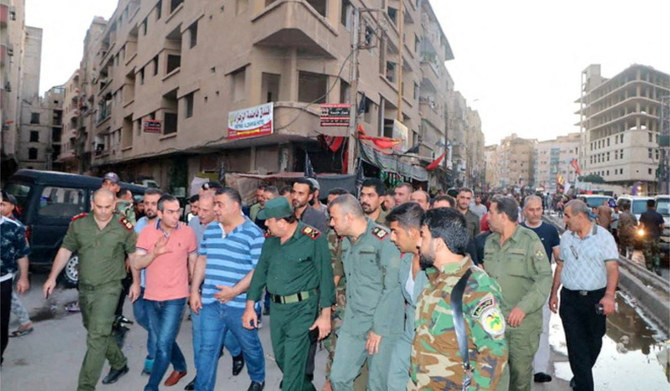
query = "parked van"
xmin=616 ymin=195 xmax=654 ymax=221
xmin=577 ymin=194 xmax=614 ymax=210
xmin=4 ymin=169 xmax=146 ymax=286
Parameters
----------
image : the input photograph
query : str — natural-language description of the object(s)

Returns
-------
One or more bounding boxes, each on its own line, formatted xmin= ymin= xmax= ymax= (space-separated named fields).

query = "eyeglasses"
xmin=569 ymin=245 xmax=579 ymax=260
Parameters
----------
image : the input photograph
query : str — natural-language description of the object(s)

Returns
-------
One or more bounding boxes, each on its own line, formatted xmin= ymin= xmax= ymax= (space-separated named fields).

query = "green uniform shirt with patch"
xmin=340 ymin=218 xmax=404 ymax=337
xmin=61 ymin=212 xmax=136 ymax=287
xmin=483 ymin=226 xmax=552 ymax=324
xmin=248 ymin=221 xmax=335 ymax=308
xmin=410 ymin=256 xmax=508 ymax=391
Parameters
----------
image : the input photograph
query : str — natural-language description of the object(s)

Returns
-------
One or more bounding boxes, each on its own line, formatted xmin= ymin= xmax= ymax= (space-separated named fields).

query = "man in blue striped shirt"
xmin=190 ymin=187 xmax=266 ymax=391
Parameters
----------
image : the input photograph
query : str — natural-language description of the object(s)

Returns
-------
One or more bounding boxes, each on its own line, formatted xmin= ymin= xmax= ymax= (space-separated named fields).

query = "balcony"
xmin=251 ymin=0 xmax=338 ymax=59
xmin=419 ymin=99 xmax=444 ymax=130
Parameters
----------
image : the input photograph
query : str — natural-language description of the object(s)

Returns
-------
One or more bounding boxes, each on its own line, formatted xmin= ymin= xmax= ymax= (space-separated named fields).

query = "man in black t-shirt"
xmin=521 ymin=195 xmax=561 ymax=384
xmin=639 ymin=199 xmax=664 ymax=275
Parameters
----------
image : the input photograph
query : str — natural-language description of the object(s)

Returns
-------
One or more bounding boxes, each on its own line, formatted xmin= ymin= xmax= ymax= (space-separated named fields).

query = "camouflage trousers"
xmin=642 ymin=238 xmax=660 ymax=270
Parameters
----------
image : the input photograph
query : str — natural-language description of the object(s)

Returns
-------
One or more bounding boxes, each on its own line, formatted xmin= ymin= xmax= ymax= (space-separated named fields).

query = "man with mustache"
xmin=410 ymin=207 xmax=508 ymax=390
xmin=359 ymin=178 xmax=388 ymax=226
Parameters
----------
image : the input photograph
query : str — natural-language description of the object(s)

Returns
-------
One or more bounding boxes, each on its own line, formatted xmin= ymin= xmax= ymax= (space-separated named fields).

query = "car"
xmin=4 ymin=169 xmax=146 ymax=287
xmin=616 ymin=195 xmax=654 ymax=221
xmin=655 ymin=195 xmax=670 ymax=264
xmin=577 ymin=194 xmax=615 ymax=210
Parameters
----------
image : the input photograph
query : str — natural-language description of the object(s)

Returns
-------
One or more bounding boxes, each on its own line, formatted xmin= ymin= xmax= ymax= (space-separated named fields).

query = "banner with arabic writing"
xmin=227 ymin=103 xmax=274 ymax=140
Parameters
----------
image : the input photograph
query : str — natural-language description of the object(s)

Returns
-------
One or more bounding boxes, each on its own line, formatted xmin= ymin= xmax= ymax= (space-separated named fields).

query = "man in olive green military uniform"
xmin=385 ymin=202 xmax=428 ymax=391
xmin=457 ymin=188 xmax=481 ymax=238
xmin=360 ymin=178 xmax=389 ymax=226
xmin=410 ymin=208 xmax=508 ymax=390
xmin=328 ymin=194 xmax=404 ymax=391
xmin=43 ymin=189 xmax=138 ymax=391
xmin=484 ymin=196 xmax=552 ymax=391
xmin=244 ymin=197 xmax=335 ymax=391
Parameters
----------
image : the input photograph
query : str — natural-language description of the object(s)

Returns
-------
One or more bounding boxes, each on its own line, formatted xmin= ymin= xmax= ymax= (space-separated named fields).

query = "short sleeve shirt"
xmin=61 ymin=213 xmax=136 ymax=286
xmin=559 ymin=224 xmax=619 ymax=291
xmin=136 ymin=220 xmax=197 ymax=301
xmin=521 ymin=221 xmax=560 ymax=263
xmin=0 ymin=217 xmax=30 ymax=276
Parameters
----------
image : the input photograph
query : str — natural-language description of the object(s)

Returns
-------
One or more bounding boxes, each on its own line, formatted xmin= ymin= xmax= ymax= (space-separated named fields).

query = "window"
xmin=620 ymin=149 xmax=624 ymax=159
xmin=170 ymin=0 xmax=183 ymax=13
xmin=152 ymin=55 xmax=159 ymax=76
xmin=164 ymin=112 xmax=178 ymax=134
xmin=386 ymin=61 xmax=396 ymax=83
xmin=167 ymin=55 xmax=181 ymax=73
xmin=28 ymin=148 xmax=38 ymax=160
xmin=306 ymin=0 xmax=326 ymax=17
xmin=139 ymin=67 xmax=145 ymax=85
xmin=231 ymin=67 xmax=247 ymax=102
xmin=649 ymin=168 xmax=653 ymax=175
xmin=387 ymin=7 xmax=398 ymax=25
xmin=37 ymin=186 xmax=87 ymax=218
xmin=607 ymin=138 xmax=610 ymax=146
xmin=620 ymin=134 xmax=624 ymax=143
xmin=156 ymin=0 xmax=162 ymax=20
xmin=30 ymin=113 xmax=40 ymax=124
xmin=656 ymin=149 xmax=660 ymax=160
xmin=184 ymin=92 xmax=194 ymax=118
xmin=298 ymin=71 xmax=327 ymax=103
xmin=261 ymin=73 xmax=280 ymax=103
xmin=189 ymin=21 xmax=198 ymax=48
xmin=649 ymin=132 xmax=653 ymax=142
xmin=340 ymin=0 xmax=352 ymax=29
xmin=142 ymin=18 xmax=148 ymax=35
xmin=606 ymin=152 xmax=610 ymax=161
xmin=30 ymin=130 xmax=39 ymax=142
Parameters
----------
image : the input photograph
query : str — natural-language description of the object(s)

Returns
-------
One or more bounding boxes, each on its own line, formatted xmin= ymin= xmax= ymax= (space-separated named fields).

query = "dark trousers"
xmin=559 ymin=287 xmax=607 ymax=391
xmin=1 ymin=278 xmax=13 ymax=363
xmin=115 ymin=272 xmax=132 ymax=318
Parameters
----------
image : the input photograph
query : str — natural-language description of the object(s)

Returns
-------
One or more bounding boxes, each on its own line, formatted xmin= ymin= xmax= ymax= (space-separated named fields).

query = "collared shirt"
xmin=1 ymin=216 xmax=30 ymax=277
xmin=399 ymin=253 xmax=428 ymax=340
xmin=483 ymin=225 xmax=552 ymax=322
xmin=340 ymin=218 xmax=404 ymax=337
xmin=198 ymin=218 xmax=265 ymax=307
xmin=248 ymin=221 xmax=335 ymax=308
xmin=559 ymin=223 xmax=619 ymax=291
xmin=136 ymin=220 xmax=197 ymax=301
xmin=410 ymin=255 xmax=508 ymax=391
xmin=61 ymin=213 xmax=136 ymax=286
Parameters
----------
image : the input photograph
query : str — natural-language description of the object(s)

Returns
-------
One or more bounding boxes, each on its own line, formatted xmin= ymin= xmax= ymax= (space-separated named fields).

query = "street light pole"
xmin=346 ymin=7 xmax=360 ymax=175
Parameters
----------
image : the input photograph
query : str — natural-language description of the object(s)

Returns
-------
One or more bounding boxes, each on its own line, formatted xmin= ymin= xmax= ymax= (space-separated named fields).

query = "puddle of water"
xmin=550 ymin=292 xmax=669 ymax=390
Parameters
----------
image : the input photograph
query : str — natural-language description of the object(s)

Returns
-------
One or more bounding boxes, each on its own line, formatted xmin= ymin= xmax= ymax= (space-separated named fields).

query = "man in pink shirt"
xmin=132 ymin=194 xmax=197 ymax=391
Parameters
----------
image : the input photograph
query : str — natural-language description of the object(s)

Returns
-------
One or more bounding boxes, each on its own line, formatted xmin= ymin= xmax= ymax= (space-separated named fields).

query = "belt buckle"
xmin=579 ymin=290 xmax=588 ymax=296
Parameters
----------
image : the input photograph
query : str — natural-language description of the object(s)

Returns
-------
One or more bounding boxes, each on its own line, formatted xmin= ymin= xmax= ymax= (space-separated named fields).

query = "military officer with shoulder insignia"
xmin=244 ymin=197 xmax=335 ymax=391
xmin=43 ymin=189 xmax=138 ymax=391
xmin=328 ymin=194 xmax=404 ymax=391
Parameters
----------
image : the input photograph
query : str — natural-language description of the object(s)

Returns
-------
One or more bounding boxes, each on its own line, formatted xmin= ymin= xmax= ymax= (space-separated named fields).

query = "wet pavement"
xmin=2 ymin=265 xmax=669 ymax=390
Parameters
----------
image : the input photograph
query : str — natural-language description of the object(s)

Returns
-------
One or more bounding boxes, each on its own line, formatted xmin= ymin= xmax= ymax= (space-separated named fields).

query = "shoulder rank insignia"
xmin=371 ymin=226 xmax=388 ymax=240
xmin=71 ymin=212 xmax=88 ymax=222
xmin=301 ymin=226 xmax=321 ymax=240
xmin=119 ymin=216 xmax=134 ymax=231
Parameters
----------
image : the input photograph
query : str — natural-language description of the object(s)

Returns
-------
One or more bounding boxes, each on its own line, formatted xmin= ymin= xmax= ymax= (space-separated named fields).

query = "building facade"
xmin=1 ymin=0 xmax=25 ymax=181
xmin=486 ymin=133 xmax=536 ymax=190
xmin=17 ymin=85 xmax=63 ymax=170
xmin=576 ymin=64 xmax=670 ymax=194
xmin=532 ymin=132 xmax=580 ymax=191
xmin=56 ymin=0 xmax=482 ymax=193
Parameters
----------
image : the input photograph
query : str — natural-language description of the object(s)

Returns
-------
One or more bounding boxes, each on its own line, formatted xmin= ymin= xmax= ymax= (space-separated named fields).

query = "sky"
xmin=27 ymin=0 xmax=670 ymax=146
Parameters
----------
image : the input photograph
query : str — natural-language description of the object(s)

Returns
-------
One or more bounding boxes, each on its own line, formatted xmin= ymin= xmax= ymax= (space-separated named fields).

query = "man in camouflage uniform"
xmin=411 ymin=207 xmax=508 ymax=390
xmin=616 ymin=202 xmax=636 ymax=257
xmin=639 ymin=199 xmax=664 ymax=275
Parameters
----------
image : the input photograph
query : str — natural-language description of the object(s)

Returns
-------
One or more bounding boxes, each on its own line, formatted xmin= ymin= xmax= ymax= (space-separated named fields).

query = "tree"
xmin=578 ymin=174 xmax=605 ymax=184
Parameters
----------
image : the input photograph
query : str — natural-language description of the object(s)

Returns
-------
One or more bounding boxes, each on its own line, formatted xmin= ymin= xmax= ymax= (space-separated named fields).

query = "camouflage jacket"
xmin=410 ymin=256 xmax=508 ymax=391
xmin=0 ymin=217 xmax=30 ymax=276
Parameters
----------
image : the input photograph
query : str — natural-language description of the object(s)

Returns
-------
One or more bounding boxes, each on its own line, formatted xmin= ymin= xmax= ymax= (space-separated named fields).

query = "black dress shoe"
xmin=233 ymin=353 xmax=245 ymax=376
xmin=534 ymin=372 xmax=552 ymax=383
xmin=102 ymin=365 xmax=129 ymax=384
xmin=247 ymin=381 xmax=264 ymax=391
xmin=184 ymin=377 xmax=196 ymax=390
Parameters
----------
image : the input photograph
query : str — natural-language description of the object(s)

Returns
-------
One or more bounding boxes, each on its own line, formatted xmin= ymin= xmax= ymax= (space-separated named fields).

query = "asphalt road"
xmin=0 ymin=275 xmax=578 ymax=391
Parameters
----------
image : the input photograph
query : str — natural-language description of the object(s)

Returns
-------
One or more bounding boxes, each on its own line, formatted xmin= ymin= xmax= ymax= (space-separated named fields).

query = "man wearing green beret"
xmin=243 ymin=197 xmax=335 ymax=391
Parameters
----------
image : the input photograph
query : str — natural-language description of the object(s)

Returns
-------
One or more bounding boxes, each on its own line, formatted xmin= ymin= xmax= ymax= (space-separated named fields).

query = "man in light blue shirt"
xmin=549 ymin=199 xmax=619 ymax=391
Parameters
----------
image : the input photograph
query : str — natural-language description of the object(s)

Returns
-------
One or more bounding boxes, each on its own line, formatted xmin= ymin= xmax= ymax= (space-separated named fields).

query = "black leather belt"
xmin=564 ymin=287 xmax=606 ymax=296
xmin=271 ymin=289 xmax=317 ymax=304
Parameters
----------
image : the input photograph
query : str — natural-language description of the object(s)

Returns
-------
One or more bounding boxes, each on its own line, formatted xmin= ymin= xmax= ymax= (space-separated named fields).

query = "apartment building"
xmin=484 ymin=144 xmax=497 ymax=188
xmin=576 ymin=64 xmax=670 ymax=194
xmin=532 ymin=132 xmax=580 ymax=191
xmin=58 ymin=69 xmax=81 ymax=172
xmin=17 ymin=85 xmax=63 ymax=170
xmin=486 ymin=133 xmax=536 ymax=190
xmin=59 ymin=0 xmax=470 ymax=191
xmin=1 ymin=0 xmax=25 ymax=181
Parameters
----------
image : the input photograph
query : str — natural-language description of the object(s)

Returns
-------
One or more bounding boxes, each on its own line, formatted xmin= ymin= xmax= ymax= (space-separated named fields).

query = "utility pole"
xmin=396 ymin=0 xmax=403 ymax=121
xmin=346 ymin=7 xmax=360 ymax=175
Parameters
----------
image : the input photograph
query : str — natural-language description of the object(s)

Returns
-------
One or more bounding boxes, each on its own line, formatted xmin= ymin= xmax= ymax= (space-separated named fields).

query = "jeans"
xmin=191 ymin=308 xmax=241 ymax=372
xmin=144 ymin=298 xmax=187 ymax=391
xmin=196 ymin=303 xmax=265 ymax=391
xmin=132 ymin=287 xmax=156 ymax=359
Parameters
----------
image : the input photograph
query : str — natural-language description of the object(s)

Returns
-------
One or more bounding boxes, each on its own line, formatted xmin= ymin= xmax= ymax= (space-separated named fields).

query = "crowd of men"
xmin=0 ymin=173 xmax=623 ymax=391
